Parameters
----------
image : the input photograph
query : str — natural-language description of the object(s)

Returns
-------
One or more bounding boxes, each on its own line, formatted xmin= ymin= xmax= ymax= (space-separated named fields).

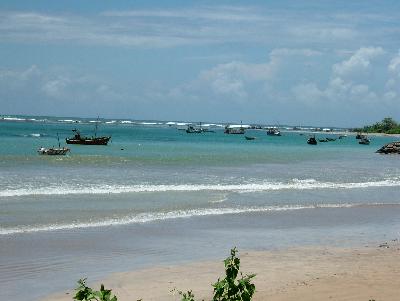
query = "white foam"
xmin=1 ymin=178 xmax=400 ymax=197
xmin=29 ymin=133 xmax=41 ymax=137
xmin=3 ymin=117 xmax=26 ymax=121
xmin=0 ymin=203 xmax=366 ymax=235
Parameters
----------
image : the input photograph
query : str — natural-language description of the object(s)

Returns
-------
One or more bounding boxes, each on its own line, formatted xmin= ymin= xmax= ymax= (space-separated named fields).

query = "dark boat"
xmin=66 ymin=129 xmax=111 ymax=145
xmin=307 ymin=136 xmax=317 ymax=145
xmin=186 ymin=125 xmax=202 ymax=133
xmin=245 ymin=136 xmax=256 ymax=140
xmin=356 ymin=132 xmax=365 ymax=139
xmin=66 ymin=118 xmax=111 ymax=145
xmin=318 ymin=138 xmax=329 ymax=142
xmin=266 ymin=128 xmax=281 ymax=136
xmin=224 ymin=124 xmax=245 ymax=134
xmin=359 ymin=137 xmax=370 ymax=145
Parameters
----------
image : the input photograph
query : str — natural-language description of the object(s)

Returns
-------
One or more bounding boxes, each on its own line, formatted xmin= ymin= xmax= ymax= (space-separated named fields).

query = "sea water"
xmin=0 ymin=116 xmax=400 ymax=300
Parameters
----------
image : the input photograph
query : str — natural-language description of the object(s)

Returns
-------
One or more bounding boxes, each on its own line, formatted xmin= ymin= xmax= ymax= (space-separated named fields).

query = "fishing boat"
xmin=245 ymin=136 xmax=256 ymax=140
xmin=38 ymin=133 xmax=70 ymax=155
xmin=266 ymin=128 xmax=281 ymax=136
xmin=318 ymin=138 xmax=329 ymax=142
xmin=186 ymin=125 xmax=202 ymax=133
xmin=359 ymin=137 xmax=370 ymax=145
xmin=356 ymin=132 xmax=365 ymax=139
xmin=38 ymin=147 xmax=70 ymax=155
xmin=307 ymin=136 xmax=317 ymax=145
xmin=66 ymin=118 xmax=111 ymax=145
xmin=224 ymin=123 xmax=246 ymax=134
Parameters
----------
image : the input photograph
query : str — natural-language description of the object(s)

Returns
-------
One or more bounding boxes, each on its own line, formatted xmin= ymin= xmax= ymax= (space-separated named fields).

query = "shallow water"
xmin=0 ymin=116 xmax=399 ymax=300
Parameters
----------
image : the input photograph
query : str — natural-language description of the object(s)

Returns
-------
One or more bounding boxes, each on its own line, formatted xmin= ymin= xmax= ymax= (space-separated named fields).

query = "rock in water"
xmin=376 ymin=141 xmax=400 ymax=154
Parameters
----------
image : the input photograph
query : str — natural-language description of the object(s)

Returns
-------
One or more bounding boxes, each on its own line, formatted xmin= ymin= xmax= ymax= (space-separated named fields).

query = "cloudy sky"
xmin=1 ymin=0 xmax=400 ymax=126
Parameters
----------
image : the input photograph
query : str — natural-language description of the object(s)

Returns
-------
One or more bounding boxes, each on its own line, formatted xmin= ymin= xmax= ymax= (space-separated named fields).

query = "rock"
xmin=376 ymin=141 xmax=400 ymax=154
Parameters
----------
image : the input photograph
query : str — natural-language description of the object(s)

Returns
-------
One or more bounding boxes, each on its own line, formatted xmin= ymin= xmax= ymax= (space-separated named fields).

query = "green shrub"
xmin=73 ymin=278 xmax=118 ymax=301
xmin=178 ymin=247 xmax=256 ymax=301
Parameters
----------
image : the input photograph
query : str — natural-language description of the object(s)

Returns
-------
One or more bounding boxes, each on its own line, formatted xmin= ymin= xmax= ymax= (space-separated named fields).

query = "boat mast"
xmin=94 ymin=116 xmax=99 ymax=138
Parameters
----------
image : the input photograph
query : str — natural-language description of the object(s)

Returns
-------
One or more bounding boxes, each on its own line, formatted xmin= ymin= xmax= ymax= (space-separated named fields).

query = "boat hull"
xmin=65 ymin=137 xmax=111 ymax=145
xmin=38 ymin=148 xmax=70 ymax=155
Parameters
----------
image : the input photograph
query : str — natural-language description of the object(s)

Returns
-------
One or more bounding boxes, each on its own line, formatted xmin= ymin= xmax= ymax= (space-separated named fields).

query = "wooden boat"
xmin=38 ymin=133 xmax=70 ymax=155
xmin=66 ymin=118 xmax=111 ymax=145
xmin=66 ymin=129 xmax=111 ymax=145
xmin=186 ymin=125 xmax=202 ymax=133
xmin=38 ymin=147 xmax=70 ymax=155
xmin=356 ymin=132 xmax=365 ymax=139
xmin=224 ymin=124 xmax=245 ymax=134
xmin=245 ymin=136 xmax=256 ymax=140
xmin=359 ymin=137 xmax=370 ymax=145
xmin=266 ymin=128 xmax=281 ymax=136
xmin=307 ymin=136 xmax=317 ymax=145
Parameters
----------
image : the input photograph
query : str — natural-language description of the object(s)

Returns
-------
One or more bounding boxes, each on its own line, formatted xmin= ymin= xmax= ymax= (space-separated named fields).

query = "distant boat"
xmin=38 ymin=147 xmax=70 ymax=155
xmin=245 ymin=136 xmax=256 ymax=140
xmin=359 ymin=137 xmax=370 ymax=145
xmin=66 ymin=117 xmax=111 ymax=145
xmin=338 ymin=135 xmax=347 ymax=139
xmin=307 ymin=136 xmax=317 ymax=145
xmin=356 ymin=132 xmax=365 ymax=139
xmin=38 ymin=133 xmax=70 ymax=155
xmin=224 ymin=123 xmax=246 ymax=134
xmin=186 ymin=125 xmax=202 ymax=133
xmin=266 ymin=128 xmax=281 ymax=136
xmin=318 ymin=138 xmax=329 ymax=142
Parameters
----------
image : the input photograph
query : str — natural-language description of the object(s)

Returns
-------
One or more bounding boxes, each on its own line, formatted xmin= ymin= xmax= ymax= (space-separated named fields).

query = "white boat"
xmin=38 ymin=133 xmax=70 ymax=155
xmin=38 ymin=147 xmax=70 ymax=155
xmin=266 ymin=128 xmax=281 ymax=136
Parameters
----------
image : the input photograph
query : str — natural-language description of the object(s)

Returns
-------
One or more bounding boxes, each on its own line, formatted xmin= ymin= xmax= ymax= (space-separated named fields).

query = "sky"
xmin=0 ymin=0 xmax=399 ymax=127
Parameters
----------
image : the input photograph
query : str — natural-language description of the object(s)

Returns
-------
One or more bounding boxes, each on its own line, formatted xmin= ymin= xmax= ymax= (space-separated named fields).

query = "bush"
xmin=178 ymin=247 xmax=256 ymax=301
xmin=73 ymin=278 xmax=118 ymax=301
xmin=73 ymin=248 xmax=255 ymax=301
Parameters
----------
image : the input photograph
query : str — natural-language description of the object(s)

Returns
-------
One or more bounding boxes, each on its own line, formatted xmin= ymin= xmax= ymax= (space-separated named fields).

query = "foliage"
xmin=177 ymin=248 xmax=256 ymax=301
xmin=212 ymin=248 xmax=256 ymax=301
xmin=73 ymin=278 xmax=118 ymax=301
xmin=174 ymin=289 xmax=198 ymax=301
xmin=354 ymin=117 xmax=400 ymax=134
xmin=74 ymin=248 xmax=255 ymax=301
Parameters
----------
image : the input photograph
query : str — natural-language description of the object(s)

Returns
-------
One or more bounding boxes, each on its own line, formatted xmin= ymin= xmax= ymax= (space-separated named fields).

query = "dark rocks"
xmin=376 ymin=141 xmax=400 ymax=154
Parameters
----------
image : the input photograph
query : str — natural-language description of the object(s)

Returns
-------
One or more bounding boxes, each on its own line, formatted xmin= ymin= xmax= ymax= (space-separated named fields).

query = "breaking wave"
xmin=0 ymin=203 xmax=380 ymax=235
xmin=1 ymin=178 xmax=400 ymax=197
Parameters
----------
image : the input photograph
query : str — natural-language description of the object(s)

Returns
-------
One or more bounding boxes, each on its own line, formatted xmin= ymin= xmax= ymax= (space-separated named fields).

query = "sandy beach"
xmin=44 ymin=239 xmax=400 ymax=301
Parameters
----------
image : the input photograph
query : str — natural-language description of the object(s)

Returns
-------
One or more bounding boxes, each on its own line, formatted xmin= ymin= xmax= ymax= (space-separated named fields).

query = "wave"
xmin=0 ymin=203 xmax=379 ymax=235
xmin=1 ymin=178 xmax=400 ymax=197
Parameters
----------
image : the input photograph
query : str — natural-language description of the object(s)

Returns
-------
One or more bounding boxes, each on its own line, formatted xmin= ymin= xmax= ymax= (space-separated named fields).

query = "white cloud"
xmin=41 ymin=77 xmax=70 ymax=97
xmin=388 ymin=50 xmax=400 ymax=75
xmin=333 ymin=47 xmax=384 ymax=76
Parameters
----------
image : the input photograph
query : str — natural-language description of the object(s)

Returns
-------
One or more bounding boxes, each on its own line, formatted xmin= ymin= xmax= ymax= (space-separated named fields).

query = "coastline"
xmin=43 ymin=239 xmax=400 ymax=301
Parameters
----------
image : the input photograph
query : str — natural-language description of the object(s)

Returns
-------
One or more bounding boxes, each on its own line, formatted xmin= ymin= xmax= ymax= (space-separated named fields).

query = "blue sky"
xmin=0 ymin=0 xmax=399 ymax=126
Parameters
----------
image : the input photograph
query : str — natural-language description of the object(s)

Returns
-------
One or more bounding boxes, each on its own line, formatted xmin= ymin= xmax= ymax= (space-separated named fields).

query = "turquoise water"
xmin=1 ymin=116 xmax=400 ymax=301
xmin=0 ymin=116 xmax=399 ymax=234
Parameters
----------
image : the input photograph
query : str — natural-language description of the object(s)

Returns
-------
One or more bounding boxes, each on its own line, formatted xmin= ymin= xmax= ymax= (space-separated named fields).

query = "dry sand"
xmin=44 ymin=240 xmax=400 ymax=301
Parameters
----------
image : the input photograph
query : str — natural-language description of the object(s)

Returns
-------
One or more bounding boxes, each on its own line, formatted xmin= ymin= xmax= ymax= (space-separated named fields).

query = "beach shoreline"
xmin=43 ymin=239 xmax=400 ymax=301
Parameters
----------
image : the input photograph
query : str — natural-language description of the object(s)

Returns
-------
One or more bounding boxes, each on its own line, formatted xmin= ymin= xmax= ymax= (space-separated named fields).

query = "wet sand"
xmin=44 ymin=240 xmax=400 ymax=301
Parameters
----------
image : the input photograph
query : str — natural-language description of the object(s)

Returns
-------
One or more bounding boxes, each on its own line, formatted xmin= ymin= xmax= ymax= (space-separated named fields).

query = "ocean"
xmin=1 ymin=116 xmax=399 ymax=300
